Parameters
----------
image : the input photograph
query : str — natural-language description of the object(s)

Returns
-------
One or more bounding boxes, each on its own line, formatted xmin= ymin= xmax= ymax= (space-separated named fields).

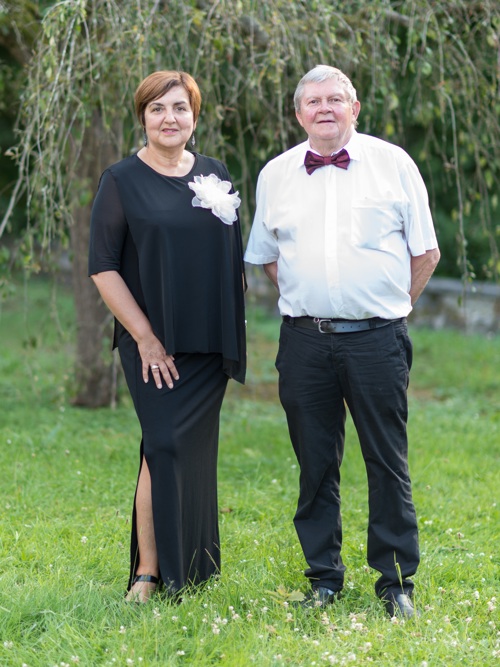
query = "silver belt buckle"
xmin=314 ymin=318 xmax=333 ymax=334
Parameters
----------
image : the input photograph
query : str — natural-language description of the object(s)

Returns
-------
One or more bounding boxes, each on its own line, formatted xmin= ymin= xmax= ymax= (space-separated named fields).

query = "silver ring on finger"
xmin=151 ymin=364 xmax=160 ymax=370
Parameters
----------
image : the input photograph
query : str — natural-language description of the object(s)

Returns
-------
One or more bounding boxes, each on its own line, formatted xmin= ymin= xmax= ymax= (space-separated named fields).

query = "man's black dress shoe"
xmin=382 ymin=592 xmax=419 ymax=619
xmin=300 ymin=586 xmax=340 ymax=609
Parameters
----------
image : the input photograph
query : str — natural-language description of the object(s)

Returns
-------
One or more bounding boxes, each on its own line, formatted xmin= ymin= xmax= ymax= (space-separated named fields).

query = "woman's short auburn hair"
xmin=134 ymin=71 xmax=202 ymax=125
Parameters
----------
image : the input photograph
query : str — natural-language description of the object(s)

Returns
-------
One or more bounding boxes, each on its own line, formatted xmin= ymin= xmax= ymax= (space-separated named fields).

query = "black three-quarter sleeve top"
xmin=88 ymin=152 xmax=246 ymax=384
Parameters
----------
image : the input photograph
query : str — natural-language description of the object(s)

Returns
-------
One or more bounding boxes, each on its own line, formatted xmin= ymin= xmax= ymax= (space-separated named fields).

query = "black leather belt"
xmin=282 ymin=315 xmax=400 ymax=334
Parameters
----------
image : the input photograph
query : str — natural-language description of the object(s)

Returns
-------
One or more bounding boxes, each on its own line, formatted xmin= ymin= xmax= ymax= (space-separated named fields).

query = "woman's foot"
xmin=126 ymin=574 xmax=159 ymax=603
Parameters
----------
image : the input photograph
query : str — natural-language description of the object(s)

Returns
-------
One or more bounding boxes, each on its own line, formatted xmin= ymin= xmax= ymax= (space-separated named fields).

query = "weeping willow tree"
xmin=1 ymin=0 xmax=499 ymax=405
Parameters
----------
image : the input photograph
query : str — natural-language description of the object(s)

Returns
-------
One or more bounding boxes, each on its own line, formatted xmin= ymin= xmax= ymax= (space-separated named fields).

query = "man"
xmin=244 ymin=65 xmax=440 ymax=617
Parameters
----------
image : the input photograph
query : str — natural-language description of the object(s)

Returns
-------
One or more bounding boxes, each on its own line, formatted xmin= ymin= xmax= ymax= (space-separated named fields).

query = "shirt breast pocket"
xmin=351 ymin=198 xmax=403 ymax=251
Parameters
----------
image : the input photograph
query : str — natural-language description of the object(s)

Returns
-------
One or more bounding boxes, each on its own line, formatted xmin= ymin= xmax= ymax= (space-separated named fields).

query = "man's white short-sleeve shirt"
xmin=244 ymin=132 xmax=438 ymax=319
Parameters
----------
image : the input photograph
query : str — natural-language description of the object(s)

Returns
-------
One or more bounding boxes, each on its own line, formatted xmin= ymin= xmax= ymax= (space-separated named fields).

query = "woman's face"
xmin=143 ymin=85 xmax=196 ymax=152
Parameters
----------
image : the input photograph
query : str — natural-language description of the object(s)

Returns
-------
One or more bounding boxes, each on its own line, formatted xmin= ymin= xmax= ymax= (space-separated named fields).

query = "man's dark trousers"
xmin=276 ymin=318 xmax=420 ymax=597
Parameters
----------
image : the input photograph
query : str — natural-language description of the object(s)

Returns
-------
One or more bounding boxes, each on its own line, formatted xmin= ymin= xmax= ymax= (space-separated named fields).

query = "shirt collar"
xmin=297 ymin=131 xmax=361 ymax=170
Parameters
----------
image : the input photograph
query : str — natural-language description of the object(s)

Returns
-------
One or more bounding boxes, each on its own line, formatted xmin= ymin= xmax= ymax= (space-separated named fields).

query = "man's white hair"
xmin=294 ymin=65 xmax=358 ymax=112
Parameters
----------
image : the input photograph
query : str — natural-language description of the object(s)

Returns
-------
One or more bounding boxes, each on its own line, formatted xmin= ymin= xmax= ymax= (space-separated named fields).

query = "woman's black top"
xmin=88 ymin=152 xmax=246 ymax=384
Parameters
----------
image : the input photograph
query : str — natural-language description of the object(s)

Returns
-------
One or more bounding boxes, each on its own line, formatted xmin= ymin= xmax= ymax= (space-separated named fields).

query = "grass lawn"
xmin=0 ymin=276 xmax=499 ymax=666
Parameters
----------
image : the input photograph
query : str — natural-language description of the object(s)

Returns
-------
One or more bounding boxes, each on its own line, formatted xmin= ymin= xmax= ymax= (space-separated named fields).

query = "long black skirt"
xmin=118 ymin=332 xmax=228 ymax=593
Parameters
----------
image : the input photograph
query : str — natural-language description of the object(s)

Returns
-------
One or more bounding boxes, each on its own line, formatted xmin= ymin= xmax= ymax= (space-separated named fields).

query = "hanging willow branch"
xmin=2 ymin=0 xmax=500 ymax=280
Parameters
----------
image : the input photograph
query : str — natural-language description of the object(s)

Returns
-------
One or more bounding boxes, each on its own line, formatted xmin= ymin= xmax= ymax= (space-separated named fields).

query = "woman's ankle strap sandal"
xmin=132 ymin=574 xmax=159 ymax=585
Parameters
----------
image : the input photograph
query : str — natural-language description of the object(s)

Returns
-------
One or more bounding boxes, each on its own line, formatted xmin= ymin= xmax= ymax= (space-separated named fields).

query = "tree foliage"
xmin=3 ymin=0 xmax=500 ymax=278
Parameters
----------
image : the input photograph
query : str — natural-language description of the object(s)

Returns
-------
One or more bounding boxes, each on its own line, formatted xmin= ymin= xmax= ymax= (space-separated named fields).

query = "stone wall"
xmin=409 ymin=277 xmax=500 ymax=336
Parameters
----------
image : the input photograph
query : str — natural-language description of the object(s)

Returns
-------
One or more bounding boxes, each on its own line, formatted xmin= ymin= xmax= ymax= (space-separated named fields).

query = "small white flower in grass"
xmin=80 ymin=536 xmax=87 ymax=544
xmin=3 ymin=641 xmax=13 ymax=649
xmin=119 ymin=626 xmax=126 ymax=634
xmin=152 ymin=608 xmax=161 ymax=619
xmin=177 ymin=651 xmax=185 ymax=656
xmin=188 ymin=174 xmax=241 ymax=225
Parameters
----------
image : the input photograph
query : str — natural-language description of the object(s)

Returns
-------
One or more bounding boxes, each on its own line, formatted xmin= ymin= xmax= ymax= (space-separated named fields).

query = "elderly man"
xmin=245 ymin=65 xmax=440 ymax=617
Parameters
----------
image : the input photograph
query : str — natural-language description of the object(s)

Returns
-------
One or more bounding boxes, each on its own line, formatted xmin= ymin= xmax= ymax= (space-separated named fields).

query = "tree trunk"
xmin=70 ymin=110 xmax=122 ymax=407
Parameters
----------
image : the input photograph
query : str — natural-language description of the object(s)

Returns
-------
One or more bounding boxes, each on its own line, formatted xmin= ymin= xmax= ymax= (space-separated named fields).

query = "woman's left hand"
xmin=138 ymin=333 xmax=179 ymax=389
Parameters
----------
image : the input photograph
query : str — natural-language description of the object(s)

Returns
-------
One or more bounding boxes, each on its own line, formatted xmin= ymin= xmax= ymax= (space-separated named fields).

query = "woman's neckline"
xmin=134 ymin=150 xmax=198 ymax=179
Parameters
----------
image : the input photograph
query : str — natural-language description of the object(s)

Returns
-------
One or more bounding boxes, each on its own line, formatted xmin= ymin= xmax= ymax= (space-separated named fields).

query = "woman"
xmin=88 ymin=71 xmax=246 ymax=603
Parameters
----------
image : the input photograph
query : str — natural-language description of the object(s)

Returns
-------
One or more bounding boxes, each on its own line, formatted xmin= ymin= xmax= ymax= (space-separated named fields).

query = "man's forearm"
xmin=410 ymin=248 xmax=440 ymax=305
xmin=263 ymin=261 xmax=279 ymax=290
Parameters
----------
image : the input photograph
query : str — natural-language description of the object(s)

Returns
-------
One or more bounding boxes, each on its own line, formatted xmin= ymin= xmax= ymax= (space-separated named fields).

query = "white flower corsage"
xmin=188 ymin=174 xmax=241 ymax=225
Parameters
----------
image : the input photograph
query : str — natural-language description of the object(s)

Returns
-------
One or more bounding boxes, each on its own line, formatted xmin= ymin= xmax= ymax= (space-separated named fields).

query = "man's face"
xmin=296 ymin=79 xmax=360 ymax=153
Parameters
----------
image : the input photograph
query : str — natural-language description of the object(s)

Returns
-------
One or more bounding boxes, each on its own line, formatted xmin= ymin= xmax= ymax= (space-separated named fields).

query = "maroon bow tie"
xmin=304 ymin=148 xmax=350 ymax=175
